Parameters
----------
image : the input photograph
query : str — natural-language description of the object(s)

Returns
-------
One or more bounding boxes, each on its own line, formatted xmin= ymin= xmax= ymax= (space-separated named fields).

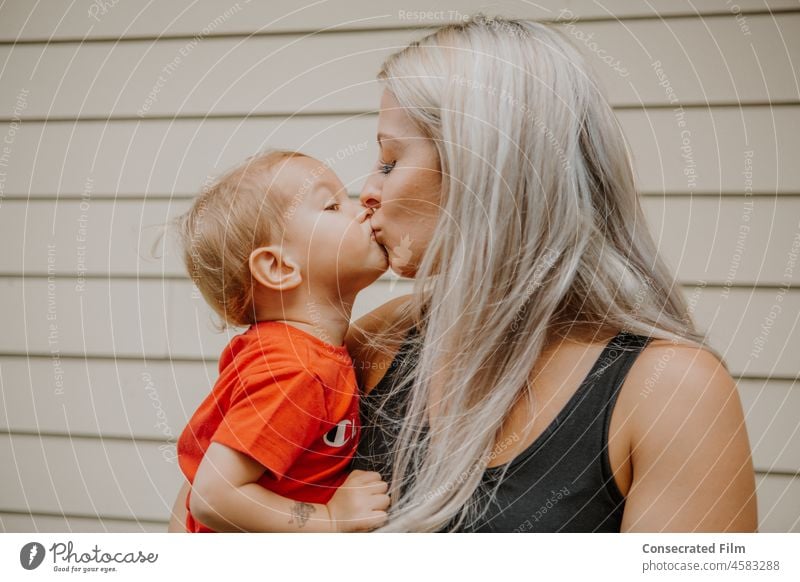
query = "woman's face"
xmin=359 ymin=89 xmax=442 ymax=278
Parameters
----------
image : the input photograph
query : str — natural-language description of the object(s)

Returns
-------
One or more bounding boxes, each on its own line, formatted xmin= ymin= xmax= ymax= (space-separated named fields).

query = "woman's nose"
xmin=359 ymin=173 xmax=382 ymax=210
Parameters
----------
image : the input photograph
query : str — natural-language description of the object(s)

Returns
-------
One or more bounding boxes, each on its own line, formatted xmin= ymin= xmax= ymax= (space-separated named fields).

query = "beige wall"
xmin=0 ymin=0 xmax=798 ymax=532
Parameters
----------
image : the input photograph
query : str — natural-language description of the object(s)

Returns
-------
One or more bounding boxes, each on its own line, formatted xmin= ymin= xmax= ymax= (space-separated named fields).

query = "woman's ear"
xmin=248 ymin=246 xmax=302 ymax=291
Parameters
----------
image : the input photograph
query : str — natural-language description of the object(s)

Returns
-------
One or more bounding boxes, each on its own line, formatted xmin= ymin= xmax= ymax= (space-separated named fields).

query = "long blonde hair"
xmin=369 ymin=14 xmax=724 ymax=532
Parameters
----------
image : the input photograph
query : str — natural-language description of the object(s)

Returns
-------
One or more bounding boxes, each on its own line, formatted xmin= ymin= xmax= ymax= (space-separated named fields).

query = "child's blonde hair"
xmin=174 ymin=149 xmax=309 ymax=330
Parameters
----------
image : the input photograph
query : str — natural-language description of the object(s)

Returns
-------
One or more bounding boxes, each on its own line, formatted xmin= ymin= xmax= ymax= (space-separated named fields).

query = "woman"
xmin=169 ymin=14 xmax=756 ymax=534
xmin=344 ymin=15 xmax=757 ymax=532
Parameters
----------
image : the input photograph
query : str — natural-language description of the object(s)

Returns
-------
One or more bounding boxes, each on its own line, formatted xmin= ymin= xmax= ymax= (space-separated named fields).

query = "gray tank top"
xmin=351 ymin=328 xmax=653 ymax=532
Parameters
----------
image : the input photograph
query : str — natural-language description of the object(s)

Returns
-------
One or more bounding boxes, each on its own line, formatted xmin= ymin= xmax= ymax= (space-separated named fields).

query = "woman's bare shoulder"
xmin=620 ymin=338 xmax=757 ymax=531
xmin=627 ymin=337 xmax=731 ymax=405
xmin=620 ymin=337 xmax=737 ymax=462
xmin=634 ymin=337 xmax=724 ymax=380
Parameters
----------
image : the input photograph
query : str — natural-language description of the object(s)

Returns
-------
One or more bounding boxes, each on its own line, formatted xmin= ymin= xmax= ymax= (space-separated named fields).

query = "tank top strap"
xmin=589 ymin=330 xmax=654 ymax=392
xmin=588 ymin=330 xmax=654 ymax=444
xmin=592 ymin=330 xmax=654 ymax=505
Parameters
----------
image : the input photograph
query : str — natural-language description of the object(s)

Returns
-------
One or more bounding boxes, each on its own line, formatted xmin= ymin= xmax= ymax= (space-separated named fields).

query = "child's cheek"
xmin=346 ymin=223 xmax=367 ymax=254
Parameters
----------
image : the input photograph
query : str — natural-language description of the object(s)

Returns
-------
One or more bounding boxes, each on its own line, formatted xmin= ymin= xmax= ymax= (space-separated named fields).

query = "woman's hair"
xmin=368 ymin=14 xmax=726 ymax=532
xmin=171 ymin=149 xmax=307 ymax=329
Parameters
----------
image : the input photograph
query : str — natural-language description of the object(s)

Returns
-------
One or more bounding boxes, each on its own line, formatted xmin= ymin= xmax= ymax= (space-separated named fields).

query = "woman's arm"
xmin=190 ymin=442 xmax=389 ymax=532
xmin=167 ymin=480 xmax=190 ymax=532
xmin=621 ymin=344 xmax=758 ymax=532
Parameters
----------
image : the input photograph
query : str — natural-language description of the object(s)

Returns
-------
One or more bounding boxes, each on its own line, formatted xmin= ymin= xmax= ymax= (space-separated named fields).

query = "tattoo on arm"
xmin=288 ymin=501 xmax=315 ymax=528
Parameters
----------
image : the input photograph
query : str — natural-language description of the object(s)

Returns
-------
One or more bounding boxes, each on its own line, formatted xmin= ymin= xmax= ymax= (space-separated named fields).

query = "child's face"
xmin=280 ymin=157 xmax=389 ymax=294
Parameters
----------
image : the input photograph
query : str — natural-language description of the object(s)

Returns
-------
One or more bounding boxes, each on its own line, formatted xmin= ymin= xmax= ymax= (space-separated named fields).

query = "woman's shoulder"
xmin=623 ymin=335 xmax=742 ymax=457
xmin=618 ymin=336 xmax=757 ymax=530
xmin=626 ymin=336 xmax=733 ymax=403
xmin=632 ymin=336 xmax=729 ymax=385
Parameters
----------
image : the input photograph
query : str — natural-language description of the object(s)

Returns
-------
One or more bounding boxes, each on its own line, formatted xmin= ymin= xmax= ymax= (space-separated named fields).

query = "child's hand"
xmin=326 ymin=470 xmax=390 ymax=532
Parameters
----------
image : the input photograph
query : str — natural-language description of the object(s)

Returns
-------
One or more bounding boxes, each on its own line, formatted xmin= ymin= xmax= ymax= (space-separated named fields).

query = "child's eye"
xmin=324 ymin=202 xmax=340 ymax=211
xmin=379 ymin=160 xmax=396 ymax=175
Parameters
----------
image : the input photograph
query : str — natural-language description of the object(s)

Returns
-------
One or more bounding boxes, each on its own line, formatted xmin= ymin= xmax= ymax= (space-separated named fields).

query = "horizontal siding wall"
xmin=1 ymin=107 xmax=799 ymax=198
xmin=0 ymin=279 xmax=796 ymax=375
xmin=0 ymin=0 xmax=798 ymax=532
xmin=1 ymin=0 xmax=799 ymax=41
xmin=1 ymin=14 xmax=799 ymax=118
xmin=2 ymin=196 xmax=799 ymax=283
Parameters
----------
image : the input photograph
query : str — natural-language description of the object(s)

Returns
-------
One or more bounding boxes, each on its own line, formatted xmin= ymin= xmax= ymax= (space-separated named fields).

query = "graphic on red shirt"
xmin=177 ymin=321 xmax=360 ymax=533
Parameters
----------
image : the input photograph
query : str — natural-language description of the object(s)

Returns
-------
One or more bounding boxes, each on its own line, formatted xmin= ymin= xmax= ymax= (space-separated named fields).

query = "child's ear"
xmin=248 ymin=246 xmax=302 ymax=291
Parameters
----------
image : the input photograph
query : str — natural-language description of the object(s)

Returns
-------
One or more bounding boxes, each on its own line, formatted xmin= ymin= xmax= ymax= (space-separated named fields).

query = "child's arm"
xmin=167 ymin=480 xmax=190 ymax=532
xmin=190 ymin=442 xmax=390 ymax=532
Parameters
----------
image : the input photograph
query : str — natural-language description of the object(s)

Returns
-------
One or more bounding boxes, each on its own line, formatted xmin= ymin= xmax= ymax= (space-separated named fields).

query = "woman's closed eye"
xmin=379 ymin=160 xmax=396 ymax=175
xmin=324 ymin=201 xmax=340 ymax=211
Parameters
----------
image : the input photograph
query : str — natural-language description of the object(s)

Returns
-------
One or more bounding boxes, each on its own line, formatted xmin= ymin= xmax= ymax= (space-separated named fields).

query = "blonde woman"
xmin=346 ymin=15 xmax=757 ymax=532
xmin=168 ymin=14 xmax=757 ymax=534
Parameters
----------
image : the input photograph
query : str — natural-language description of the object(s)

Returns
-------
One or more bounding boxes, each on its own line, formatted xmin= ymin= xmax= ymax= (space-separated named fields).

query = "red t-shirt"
xmin=177 ymin=321 xmax=360 ymax=533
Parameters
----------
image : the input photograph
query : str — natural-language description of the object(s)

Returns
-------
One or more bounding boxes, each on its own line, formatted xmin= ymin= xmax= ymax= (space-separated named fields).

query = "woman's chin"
xmin=387 ymin=258 xmax=416 ymax=279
